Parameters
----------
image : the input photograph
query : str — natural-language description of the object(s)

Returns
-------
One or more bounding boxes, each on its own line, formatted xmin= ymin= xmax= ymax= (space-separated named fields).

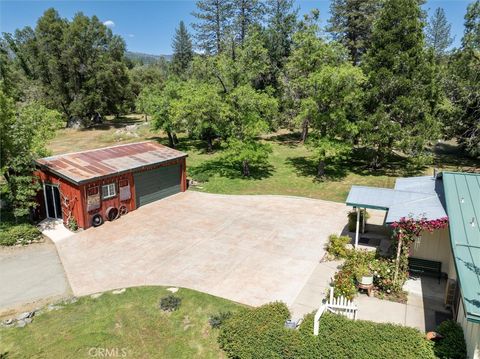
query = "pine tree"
xmin=362 ymin=0 xmax=439 ymax=168
xmin=172 ymin=21 xmax=194 ymax=75
xmin=265 ymin=0 xmax=298 ymax=71
xmin=232 ymin=0 xmax=264 ymax=45
xmin=445 ymin=1 xmax=480 ymax=158
xmin=192 ymin=0 xmax=233 ymax=54
xmin=328 ymin=0 xmax=382 ymax=65
xmin=426 ymin=8 xmax=453 ymax=56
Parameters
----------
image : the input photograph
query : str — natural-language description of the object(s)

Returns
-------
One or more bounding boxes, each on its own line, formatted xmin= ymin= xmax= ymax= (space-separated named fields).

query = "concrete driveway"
xmin=56 ymin=192 xmax=348 ymax=307
xmin=0 ymin=241 xmax=71 ymax=314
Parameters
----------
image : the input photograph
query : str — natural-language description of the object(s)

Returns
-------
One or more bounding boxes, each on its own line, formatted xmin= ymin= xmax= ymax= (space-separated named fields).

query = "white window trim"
xmin=102 ymin=183 xmax=116 ymax=199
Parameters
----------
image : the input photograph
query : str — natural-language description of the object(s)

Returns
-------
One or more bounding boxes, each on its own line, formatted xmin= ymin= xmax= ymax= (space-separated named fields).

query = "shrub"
xmin=159 ymin=295 xmax=181 ymax=312
xmin=326 ymin=234 xmax=352 ymax=259
xmin=332 ymin=269 xmax=357 ymax=300
xmin=348 ymin=209 xmax=370 ymax=232
xmin=433 ymin=320 xmax=467 ymax=359
xmin=300 ymin=312 xmax=435 ymax=359
xmin=209 ymin=311 xmax=232 ymax=329
xmin=0 ymin=224 xmax=42 ymax=246
xmin=67 ymin=217 xmax=78 ymax=232
xmin=218 ymin=304 xmax=435 ymax=359
xmin=218 ymin=302 xmax=297 ymax=358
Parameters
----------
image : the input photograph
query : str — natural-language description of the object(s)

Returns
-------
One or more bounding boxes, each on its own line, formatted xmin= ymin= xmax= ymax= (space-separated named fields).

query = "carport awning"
xmin=346 ymin=185 xmax=447 ymax=223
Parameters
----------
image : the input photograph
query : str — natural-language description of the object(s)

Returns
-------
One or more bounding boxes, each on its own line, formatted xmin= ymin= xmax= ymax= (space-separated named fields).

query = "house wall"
xmin=457 ymin=301 xmax=480 ymax=359
xmin=411 ymin=228 xmax=453 ymax=277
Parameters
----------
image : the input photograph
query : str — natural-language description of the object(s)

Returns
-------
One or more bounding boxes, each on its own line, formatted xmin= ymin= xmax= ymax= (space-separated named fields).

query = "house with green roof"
xmin=346 ymin=171 xmax=480 ymax=359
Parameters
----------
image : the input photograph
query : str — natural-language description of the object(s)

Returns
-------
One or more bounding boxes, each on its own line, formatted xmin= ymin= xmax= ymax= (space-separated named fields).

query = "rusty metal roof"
xmin=36 ymin=141 xmax=187 ymax=184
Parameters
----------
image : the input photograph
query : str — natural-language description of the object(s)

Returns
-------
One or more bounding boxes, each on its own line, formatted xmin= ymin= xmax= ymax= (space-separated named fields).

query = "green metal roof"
xmin=443 ymin=172 xmax=480 ymax=323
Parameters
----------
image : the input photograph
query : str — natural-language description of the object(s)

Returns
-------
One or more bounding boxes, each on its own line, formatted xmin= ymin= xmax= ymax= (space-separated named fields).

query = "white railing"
xmin=313 ymin=287 xmax=357 ymax=335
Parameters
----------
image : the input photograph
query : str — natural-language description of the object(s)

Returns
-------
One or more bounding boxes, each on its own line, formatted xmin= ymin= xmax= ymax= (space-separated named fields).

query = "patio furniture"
xmin=358 ymin=282 xmax=374 ymax=297
xmin=408 ymin=257 xmax=443 ymax=283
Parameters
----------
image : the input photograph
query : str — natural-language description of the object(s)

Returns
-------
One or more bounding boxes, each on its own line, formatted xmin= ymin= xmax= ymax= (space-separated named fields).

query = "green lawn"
xmin=0 ymin=287 xmax=241 ymax=358
xmin=47 ymin=116 xmax=478 ymax=203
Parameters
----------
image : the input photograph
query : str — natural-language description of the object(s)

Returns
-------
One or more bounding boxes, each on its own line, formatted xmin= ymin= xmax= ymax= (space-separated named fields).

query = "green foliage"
xmin=218 ymin=302 xmax=295 ymax=358
xmin=172 ymin=21 xmax=194 ymax=76
xmin=209 ymin=311 xmax=232 ymax=329
xmin=4 ymin=9 xmax=132 ymax=124
xmin=192 ymin=0 xmax=233 ymax=54
xmin=67 ymin=217 xmax=78 ymax=232
xmin=362 ymin=0 xmax=440 ymax=168
xmin=347 ymin=209 xmax=370 ymax=232
xmin=219 ymin=302 xmax=435 ymax=359
xmin=426 ymin=8 xmax=454 ymax=57
xmin=443 ymin=1 xmax=480 ymax=158
xmin=159 ymin=295 xmax=182 ymax=312
xmin=332 ymin=269 xmax=357 ymax=300
xmin=301 ymin=312 xmax=435 ymax=359
xmin=326 ymin=234 xmax=352 ymax=259
xmin=328 ymin=0 xmax=382 ymax=64
xmin=1 ymin=90 xmax=62 ymax=217
xmin=0 ymin=223 xmax=42 ymax=246
xmin=433 ymin=320 xmax=467 ymax=359
xmin=171 ymin=81 xmax=230 ymax=150
xmin=221 ymin=139 xmax=273 ymax=177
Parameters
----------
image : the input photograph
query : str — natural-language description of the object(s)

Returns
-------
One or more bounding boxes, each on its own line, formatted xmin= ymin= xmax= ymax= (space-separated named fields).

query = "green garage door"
xmin=134 ymin=164 xmax=181 ymax=207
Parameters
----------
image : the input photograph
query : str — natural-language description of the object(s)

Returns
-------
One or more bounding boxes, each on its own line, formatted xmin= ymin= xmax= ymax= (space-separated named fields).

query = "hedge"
xmin=433 ymin=320 xmax=467 ymax=359
xmin=219 ymin=303 xmax=436 ymax=359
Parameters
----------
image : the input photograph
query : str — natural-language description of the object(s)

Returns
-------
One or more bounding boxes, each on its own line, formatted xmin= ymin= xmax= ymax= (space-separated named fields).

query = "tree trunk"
xmin=317 ymin=160 xmax=326 ymax=178
xmin=173 ymin=133 xmax=179 ymax=145
xmin=393 ymin=237 xmax=403 ymax=285
xmin=300 ymin=118 xmax=309 ymax=143
xmin=242 ymin=160 xmax=250 ymax=177
xmin=167 ymin=131 xmax=175 ymax=148
xmin=206 ymin=136 xmax=213 ymax=152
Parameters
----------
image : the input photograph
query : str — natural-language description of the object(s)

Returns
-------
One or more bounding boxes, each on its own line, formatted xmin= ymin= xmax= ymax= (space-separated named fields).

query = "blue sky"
xmin=0 ymin=0 xmax=472 ymax=55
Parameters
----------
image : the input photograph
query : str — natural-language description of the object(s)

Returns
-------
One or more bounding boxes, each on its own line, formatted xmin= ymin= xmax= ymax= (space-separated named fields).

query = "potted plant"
xmin=356 ymin=265 xmax=373 ymax=286
xmin=347 ymin=209 xmax=370 ymax=232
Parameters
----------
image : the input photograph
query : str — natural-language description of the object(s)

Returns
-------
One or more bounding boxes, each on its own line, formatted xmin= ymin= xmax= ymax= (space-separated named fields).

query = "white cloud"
xmin=103 ymin=20 xmax=115 ymax=28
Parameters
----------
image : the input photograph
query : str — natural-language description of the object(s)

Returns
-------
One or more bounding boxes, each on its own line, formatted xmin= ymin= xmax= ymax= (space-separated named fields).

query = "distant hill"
xmin=126 ymin=51 xmax=172 ymax=64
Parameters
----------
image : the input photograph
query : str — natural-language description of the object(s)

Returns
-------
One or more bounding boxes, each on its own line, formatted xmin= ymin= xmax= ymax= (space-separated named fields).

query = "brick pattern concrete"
xmin=54 ymin=191 xmax=349 ymax=307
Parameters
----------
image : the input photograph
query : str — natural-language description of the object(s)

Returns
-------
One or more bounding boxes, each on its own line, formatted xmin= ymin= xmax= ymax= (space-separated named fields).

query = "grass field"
xmin=0 ymin=287 xmax=241 ymax=359
xmin=47 ymin=115 xmax=478 ymax=203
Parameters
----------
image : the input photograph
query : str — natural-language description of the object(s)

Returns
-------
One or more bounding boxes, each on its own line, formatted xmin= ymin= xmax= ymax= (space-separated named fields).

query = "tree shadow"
xmin=433 ymin=141 xmax=479 ymax=171
xmin=189 ymin=157 xmax=274 ymax=181
xmin=79 ymin=117 xmax=145 ymax=132
xmin=286 ymin=147 xmax=427 ymax=182
xmin=264 ymin=132 xmax=301 ymax=148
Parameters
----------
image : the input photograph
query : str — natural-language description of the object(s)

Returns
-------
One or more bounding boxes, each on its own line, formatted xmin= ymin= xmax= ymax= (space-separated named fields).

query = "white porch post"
xmin=362 ymin=207 xmax=366 ymax=234
xmin=355 ymin=206 xmax=360 ymax=249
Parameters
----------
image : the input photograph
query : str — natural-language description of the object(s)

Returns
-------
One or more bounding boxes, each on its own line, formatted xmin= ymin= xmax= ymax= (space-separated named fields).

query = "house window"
xmin=102 ymin=183 xmax=116 ymax=199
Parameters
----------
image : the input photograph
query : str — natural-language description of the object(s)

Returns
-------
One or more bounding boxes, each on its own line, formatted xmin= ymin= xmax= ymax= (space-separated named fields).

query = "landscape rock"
xmin=47 ymin=304 xmax=63 ymax=311
xmin=3 ymin=318 xmax=13 ymax=326
xmin=24 ymin=318 xmax=33 ymax=324
xmin=91 ymin=293 xmax=103 ymax=299
xmin=16 ymin=320 xmax=27 ymax=328
xmin=16 ymin=311 xmax=34 ymax=321
xmin=167 ymin=287 xmax=179 ymax=293
xmin=112 ymin=288 xmax=126 ymax=295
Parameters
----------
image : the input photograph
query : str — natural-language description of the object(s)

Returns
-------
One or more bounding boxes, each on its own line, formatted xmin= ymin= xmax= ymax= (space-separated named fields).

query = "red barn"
xmin=34 ymin=141 xmax=187 ymax=229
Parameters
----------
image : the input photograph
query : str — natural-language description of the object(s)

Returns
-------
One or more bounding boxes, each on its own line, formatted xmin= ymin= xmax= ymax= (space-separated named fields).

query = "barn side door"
xmin=43 ymin=184 xmax=63 ymax=219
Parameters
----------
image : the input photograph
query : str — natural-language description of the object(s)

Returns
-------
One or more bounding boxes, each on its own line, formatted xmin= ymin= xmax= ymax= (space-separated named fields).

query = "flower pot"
xmin=359 ymin=275 xmax=373 ymax=286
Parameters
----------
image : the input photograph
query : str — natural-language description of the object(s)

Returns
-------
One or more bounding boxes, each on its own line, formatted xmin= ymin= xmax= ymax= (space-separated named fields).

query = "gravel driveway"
xmin=55 ymin=192 xmax=348 ymax=307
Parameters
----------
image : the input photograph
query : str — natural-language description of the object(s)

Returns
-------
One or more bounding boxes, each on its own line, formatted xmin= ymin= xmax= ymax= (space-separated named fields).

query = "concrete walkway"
xmin=289 ymin=260 xmax=343 ymax=320
xmin=356 ymin=276 xmax=451 ymax=332
xmin=38 ymin=218 xmax=76 ymax=243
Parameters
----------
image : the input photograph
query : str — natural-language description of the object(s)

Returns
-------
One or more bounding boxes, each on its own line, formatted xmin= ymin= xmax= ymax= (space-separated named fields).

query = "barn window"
xmin=119 ymin=179 xmax=128 ymax=187
xmin=102 ymin=183 xmax=116 ymax=199
xmin=87 ymin=186 xmax=99 ymax=196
